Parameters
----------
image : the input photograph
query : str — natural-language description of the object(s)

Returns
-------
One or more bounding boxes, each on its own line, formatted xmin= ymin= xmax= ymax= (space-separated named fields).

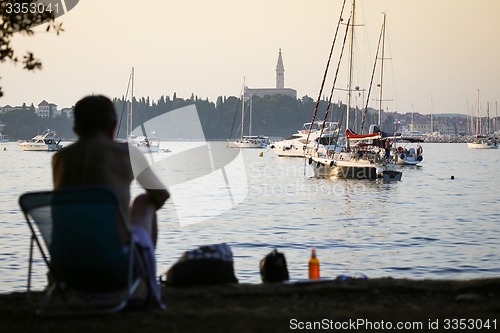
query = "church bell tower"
xmin=276 ymin=48 xmax=285 ymax=89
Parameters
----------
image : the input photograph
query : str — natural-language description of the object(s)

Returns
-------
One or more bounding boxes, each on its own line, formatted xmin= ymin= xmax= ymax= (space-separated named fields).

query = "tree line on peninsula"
xmin=1 ymin=93 xmax=393 ymax=141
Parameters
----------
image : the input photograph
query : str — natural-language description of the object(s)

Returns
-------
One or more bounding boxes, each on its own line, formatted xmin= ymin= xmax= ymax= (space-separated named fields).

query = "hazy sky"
xmin=2 ymin=0 xmax=500 ymax=115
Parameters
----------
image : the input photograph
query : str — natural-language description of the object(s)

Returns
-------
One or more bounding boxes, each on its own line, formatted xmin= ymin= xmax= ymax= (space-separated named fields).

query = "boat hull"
xmin=309 ymin=153 xmax=402 ymax=181
xmin=228 ymin=140 xmax=267 ymax=149
xmin=467 ymin=142 xmax=498 ymax=149
xmin=128 ymin=136 xmax=161 ymax=153
xmin=309 ymin=156 xmax=383 ymax=180
xmin=394 ymin=154 xmax=423 ymax=165
xmin=19 ymin=143 xmax=62 ymax=152
xmin=19 ymin=129 xmax=63 ymax=152
xmin=271 ymin=141 xmax=308 ymax=157
xmin=136 ymin=145 xmax=160 ymax=153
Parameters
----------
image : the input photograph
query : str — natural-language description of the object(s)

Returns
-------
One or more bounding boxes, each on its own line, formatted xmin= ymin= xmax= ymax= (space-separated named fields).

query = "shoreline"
xmin=2 ymin=277 xmax=498 ymax=332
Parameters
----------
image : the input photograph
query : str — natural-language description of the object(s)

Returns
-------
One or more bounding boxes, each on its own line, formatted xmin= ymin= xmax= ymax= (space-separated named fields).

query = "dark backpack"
xmin=163 ymin=243 xmax=238 ymax=286
xmin=259 ymin=249 xmax=289 ymax=283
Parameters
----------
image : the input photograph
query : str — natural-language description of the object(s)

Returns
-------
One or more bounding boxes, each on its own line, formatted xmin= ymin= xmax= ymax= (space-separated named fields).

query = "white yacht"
xmin=270 ymin=121 xmax=339 ymax=157
xmin=19 ymin=129 xmax=63 ymax=152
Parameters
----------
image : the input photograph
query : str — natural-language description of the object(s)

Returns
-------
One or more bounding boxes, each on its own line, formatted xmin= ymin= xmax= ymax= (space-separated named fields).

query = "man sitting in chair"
xmin=51 ymin=95 xmax=170 ymax=306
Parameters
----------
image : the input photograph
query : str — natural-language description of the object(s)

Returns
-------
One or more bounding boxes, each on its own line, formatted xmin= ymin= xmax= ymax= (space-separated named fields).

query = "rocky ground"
xmin=1 ymin=277 xmax=499 ymax=333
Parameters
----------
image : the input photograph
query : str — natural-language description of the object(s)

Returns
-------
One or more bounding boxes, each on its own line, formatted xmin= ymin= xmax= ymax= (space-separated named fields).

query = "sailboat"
xmin=467 ymin=90 xmax=498 ymax=149
xmin=307 ymin=2 xmax=401 ymax=181
xmin=228 ymin=80 xmax=269 ymax=149
xmin=124 ymin=67 xmax=161 ymax=153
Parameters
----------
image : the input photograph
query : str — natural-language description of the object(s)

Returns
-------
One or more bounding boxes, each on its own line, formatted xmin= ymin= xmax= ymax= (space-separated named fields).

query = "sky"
xmin=2 ymin=0 xmax=500 ymax=115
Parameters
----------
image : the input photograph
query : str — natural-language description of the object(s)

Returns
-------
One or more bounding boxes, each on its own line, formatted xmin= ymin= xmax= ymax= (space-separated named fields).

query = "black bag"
xmin=260 ymin=249 xmax=289 ymax=283
xmin=163 ymin=243 xmax=238 ymax=286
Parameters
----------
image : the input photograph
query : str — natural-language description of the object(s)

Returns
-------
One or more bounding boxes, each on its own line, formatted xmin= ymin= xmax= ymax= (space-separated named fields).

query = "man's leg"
xmin=130 ymin=193 xmax=158 ymax=247
xmin=129 ymin=193 xmax=164 ymax=308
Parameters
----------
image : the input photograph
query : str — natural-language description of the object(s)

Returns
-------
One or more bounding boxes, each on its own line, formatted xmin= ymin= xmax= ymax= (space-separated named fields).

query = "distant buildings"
xmin=244 ymin=49 xmax=297 ymax=99
xmin=396 ymin=114 xmax=498 ymax=137
xmin=60 ymin=107 xmax=73 ymax=118
xmin=37 ymin=100 xmax=58 ymax=117
xmin=403 ymin=123 xmax=467 ymax=136
xmin=0 ymin=104 xmax=28 ymax=113
xmin=0 ymin=100 xmax=73 ymax=118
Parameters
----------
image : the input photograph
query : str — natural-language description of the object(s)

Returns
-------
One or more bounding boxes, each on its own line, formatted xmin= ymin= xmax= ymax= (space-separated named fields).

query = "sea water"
xmin=0 ymin=141 xmax=499 ymax=294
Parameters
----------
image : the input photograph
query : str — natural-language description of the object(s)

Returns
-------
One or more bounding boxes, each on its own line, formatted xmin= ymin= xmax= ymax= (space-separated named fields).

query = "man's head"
xmin=73 ymin=95 xmax=117 ymax=138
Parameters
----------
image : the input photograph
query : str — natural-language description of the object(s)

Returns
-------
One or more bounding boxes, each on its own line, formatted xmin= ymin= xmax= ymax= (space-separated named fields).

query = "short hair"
xmin=73 ymin=95 xmax=117 ymax=136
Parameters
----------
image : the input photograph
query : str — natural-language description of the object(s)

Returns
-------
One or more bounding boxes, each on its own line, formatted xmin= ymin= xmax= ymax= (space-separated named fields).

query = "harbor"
xmin=1 ymin=1 xmax=499 ymax=330
xmin=1 ymin=141 xmax=499 ymax=289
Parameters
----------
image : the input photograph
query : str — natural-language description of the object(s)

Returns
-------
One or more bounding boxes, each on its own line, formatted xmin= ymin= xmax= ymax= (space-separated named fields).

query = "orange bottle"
xmin=308 ymin=247 xmax=320 ymax=280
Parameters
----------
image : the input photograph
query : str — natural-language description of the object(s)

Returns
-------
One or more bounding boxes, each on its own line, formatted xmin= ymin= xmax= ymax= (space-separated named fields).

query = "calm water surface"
xmin=0 ymin=141 xmax=499 ymax=293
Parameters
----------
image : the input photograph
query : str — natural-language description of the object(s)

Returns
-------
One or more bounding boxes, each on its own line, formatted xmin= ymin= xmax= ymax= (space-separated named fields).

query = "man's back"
xmin=52 ymin=136 xmax=134 ymax=227
xmin=52 ymin=95 xmax=168 ymax=247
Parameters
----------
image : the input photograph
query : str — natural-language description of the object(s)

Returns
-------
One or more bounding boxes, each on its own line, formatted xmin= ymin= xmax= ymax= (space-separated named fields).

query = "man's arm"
xmin=145 ymin=188 xmax=169 ymax=210
xmin=129 ymin=145 xmax=170 ymax=210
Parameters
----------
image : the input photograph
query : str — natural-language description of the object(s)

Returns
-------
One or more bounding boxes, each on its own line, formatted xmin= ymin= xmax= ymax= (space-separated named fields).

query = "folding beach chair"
xmin=19 ymin=186 xmax=159 ymax=316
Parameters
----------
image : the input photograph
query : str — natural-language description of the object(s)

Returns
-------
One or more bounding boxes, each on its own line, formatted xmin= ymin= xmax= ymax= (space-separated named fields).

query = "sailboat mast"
xmin=128 ymin=67 xmax=135 ymax=137
xmin=465 ymin=96 xmax=470 ymax=135
xmin=346 ymin=0 xmax=356 ymax=131
xmin=430 ymin=96 xmax=434 ymax=133
xmin=476 ymin=89 xmax=480 ymax=137
xmin=487 ymin=101 xmax=490 ymax=134
xmin=496 ymin=101 xmax=498 ymax=133
xmin=411 ymin=105 xmax=414 ymax=131
xmin=378 ymin=12 xmax=386 ymax=127
xmin=249 ymin=93 xmax=253 ymax=136
xmin=430 ymin=113 xmax=433 ymax=134
xmin=241 ymin=77 xmax=245 ymax=140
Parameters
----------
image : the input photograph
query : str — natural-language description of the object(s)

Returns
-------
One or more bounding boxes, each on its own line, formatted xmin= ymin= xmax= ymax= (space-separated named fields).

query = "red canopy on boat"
xmin=345 ymin=128 xmax=381 ymax=141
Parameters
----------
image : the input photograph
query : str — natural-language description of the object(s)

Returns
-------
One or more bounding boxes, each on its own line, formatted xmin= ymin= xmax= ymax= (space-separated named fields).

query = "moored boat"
xmin=129 ymin=134 xmax=161 ymax=153
xmin=19 ymin=129 xmax=62 ymax=152
xmin=228 ymin=135 xmax=269 ymax=149
xmin=228 ymin=80 xmax=269 ymax=149
xmin=467 ymin=138 xmax=498 ymax=149
xmin=122 ymin=68 xmax=170 ymax=153
xmin=309 ymin=129 xmax=401 ymax=181
xmin=307 ymin=5 xmax=401 ymax=181
xmin=270 ymin=121 xmax=339 ymax=157
xmin=391 ymin=137 xmax=424 ymax=165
